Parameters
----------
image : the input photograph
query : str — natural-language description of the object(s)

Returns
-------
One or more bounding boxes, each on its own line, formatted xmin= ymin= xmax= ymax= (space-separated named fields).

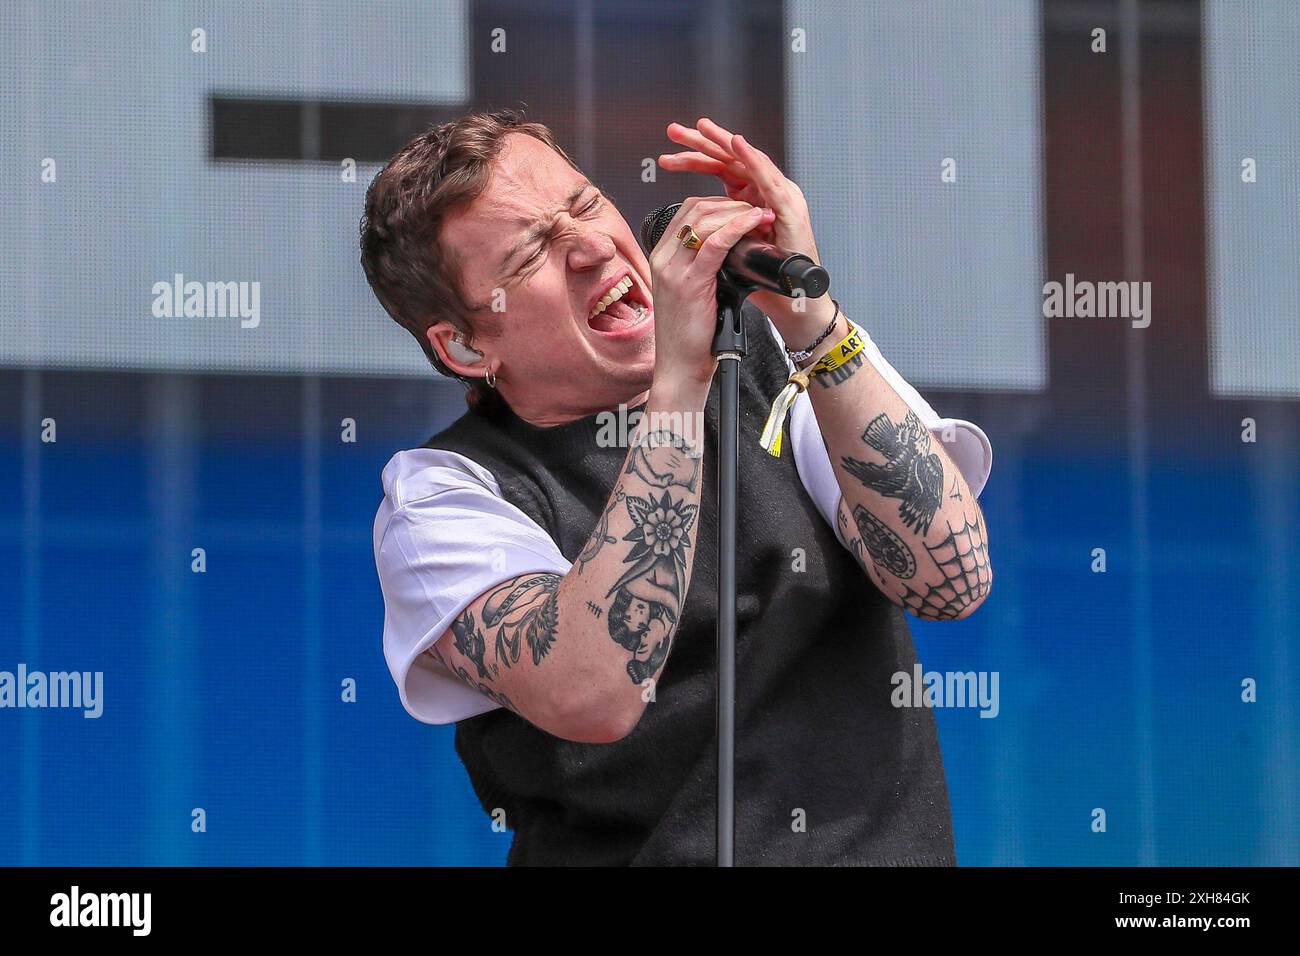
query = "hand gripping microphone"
xmin=640 ymin=201 xmax=830 ymax=299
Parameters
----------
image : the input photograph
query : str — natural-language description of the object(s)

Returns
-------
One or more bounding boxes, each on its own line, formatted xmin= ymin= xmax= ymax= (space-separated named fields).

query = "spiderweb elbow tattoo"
xmin=840 ymin=487 xmax=991 ymax=621
xmin=897 ymin=512 xmax=991 ymax=620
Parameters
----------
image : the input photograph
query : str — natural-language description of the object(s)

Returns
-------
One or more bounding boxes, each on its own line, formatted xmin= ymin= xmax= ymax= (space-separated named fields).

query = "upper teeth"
xmin=589 ymin=276 xmax=634 ymax=319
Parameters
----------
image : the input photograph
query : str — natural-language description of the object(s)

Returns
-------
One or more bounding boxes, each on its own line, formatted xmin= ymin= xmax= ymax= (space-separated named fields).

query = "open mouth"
xmin=587 ymin=273 xmax=652 ymax=334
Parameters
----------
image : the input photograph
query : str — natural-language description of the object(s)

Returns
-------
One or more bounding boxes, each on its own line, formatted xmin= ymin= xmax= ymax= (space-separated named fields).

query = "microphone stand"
xmin=709 ymin=271 xmax=826 ymax=867
xmin=641 ymin=200 xmax=829 ymax=867
xmin=711 ymin=276 xmax=749 ymax=868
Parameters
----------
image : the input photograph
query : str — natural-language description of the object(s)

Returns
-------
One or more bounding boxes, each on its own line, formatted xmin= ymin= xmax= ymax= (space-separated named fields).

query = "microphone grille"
xmin=640 ymin=202 xmax=682 ymax=253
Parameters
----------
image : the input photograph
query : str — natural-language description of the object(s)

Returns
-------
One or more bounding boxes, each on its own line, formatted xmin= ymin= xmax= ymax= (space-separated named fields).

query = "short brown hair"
xmin=358 ymin=109 xmax=582 ymax=406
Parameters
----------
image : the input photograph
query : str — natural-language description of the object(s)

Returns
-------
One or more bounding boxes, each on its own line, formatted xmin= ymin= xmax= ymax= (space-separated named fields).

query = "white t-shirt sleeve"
xmin=373 ymin=448 xmax=571 ymax=725
xmin=770 ymin=318 xmax=994 ymax=547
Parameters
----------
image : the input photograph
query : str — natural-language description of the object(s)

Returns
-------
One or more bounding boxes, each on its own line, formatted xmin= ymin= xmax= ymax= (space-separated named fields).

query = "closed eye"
xmin=513 ymin=195 xmax=602 ymax=275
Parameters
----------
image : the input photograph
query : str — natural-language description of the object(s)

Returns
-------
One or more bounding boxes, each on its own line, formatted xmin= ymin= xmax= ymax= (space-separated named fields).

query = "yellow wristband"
xmin=759 ymin=325 xmax=866 ymax=457
xmin=805 ymin=326 xmax=865 ymax=375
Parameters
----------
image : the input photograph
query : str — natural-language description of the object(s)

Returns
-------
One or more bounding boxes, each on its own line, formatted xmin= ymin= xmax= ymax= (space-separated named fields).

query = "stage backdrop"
xmin=0 ymin=0 xmax=1296 ymax=866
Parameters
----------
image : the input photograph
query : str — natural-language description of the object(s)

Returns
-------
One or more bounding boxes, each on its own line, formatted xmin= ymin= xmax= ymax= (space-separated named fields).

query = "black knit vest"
xmin=423 ymin=304 xmax=955 ymax=866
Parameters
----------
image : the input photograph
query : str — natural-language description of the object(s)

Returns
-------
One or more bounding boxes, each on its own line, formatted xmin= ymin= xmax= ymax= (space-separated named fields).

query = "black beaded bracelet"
xmin=785 ymin=299 xmax=841 ymax=364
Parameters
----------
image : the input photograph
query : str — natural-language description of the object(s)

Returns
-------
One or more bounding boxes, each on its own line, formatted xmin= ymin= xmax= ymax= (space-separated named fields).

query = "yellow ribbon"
xmin=760 ymin=326 xmax=865 ymax=457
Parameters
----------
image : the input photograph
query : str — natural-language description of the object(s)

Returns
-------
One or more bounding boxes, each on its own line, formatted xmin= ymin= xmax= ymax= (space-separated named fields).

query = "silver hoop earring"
xmin=485 ymin=368 xmax=497 ymax=389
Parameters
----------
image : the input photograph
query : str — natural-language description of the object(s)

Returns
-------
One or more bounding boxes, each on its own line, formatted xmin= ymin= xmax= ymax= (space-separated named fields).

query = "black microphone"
xmin=640 ymin=201 xmax=830 ymax=299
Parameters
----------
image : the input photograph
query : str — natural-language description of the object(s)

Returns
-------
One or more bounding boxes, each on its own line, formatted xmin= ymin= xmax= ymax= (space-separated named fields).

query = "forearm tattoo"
xmin=577 ymin=429 xmax=699 ymax=575
xmin=897 ymin=512 xmax=991 ymax=620
xmin=840 ymin=498 xmax=991 ymax=621
xmin=434 ymin=572 xmax=561 ymax=710
xmin=812 ymin=350 xmax=865 ymax=389
xmin=851 ymin=503 xmax=916 ymax=578
xmin=439 ymin=428 xmax=704 ymax=713
xmin=605 ymin=488 xmax=696 ymax=684
xmin=576 ymin=488 xmax=623 ymax=574
xmin=599 ymin=429 xmax=701 ymax=685
xmin=482 ymin=574 xmax=561 ymax=667
xmin=427 ymin=637 xmax=520 ymax=715
xmin=625 ymin=428 xmax=701 ymax=491
xmin=839 ymin=504 xmax=888 ymax=593
xmin=841 ymin=410 xmax=943 ymax=536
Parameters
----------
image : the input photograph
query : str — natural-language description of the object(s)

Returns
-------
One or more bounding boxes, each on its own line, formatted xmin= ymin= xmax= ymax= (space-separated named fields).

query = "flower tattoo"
xmin=607 ymin=490 xmax=697 ymax=621
xmin=640 ymin=501 xmax=687 ymax=555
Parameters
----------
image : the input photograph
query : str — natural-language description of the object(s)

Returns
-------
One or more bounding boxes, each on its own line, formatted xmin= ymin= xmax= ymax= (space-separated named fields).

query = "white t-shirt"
xmin=375 ymin=320 xmax=993 ymax=725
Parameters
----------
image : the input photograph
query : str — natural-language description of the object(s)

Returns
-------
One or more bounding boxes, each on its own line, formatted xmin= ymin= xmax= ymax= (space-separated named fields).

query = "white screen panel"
xmin=785 ymin=0 xmax=1045 ymax=390
xmin=0 ymin=0 xmax=467 ymax=376
xmin=1205 ymin=0 xmax=1300 ymax=399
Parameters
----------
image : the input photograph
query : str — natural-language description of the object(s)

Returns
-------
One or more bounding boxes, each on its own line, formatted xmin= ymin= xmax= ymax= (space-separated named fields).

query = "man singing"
xmin=361 ymin=109 xmax=993 ymax=865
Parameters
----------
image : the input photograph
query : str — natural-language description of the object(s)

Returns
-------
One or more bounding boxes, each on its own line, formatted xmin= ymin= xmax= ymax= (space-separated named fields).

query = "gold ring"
xmin=676 ymin=224 xmax=703 ymax=250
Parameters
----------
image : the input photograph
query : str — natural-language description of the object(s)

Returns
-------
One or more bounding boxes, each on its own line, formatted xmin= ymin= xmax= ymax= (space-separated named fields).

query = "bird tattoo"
xmin=450 ymin=610 xmax=491 ymax=681
xmin=841 ymin=411 xmax=943 ymax=536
